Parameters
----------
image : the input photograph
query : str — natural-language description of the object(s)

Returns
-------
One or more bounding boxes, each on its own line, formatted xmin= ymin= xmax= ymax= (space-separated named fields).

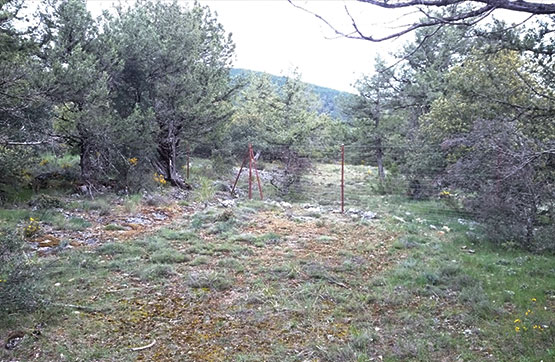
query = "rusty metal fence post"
xmin=231 ymin=144 xmax=264 ymax=200
xmin=341 ymin=144 xmax=345 ymax=213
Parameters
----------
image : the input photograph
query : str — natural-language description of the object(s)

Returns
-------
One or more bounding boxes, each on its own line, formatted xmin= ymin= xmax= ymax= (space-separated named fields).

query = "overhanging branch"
xmin=289 ymin=1 xmax=555 ymax=43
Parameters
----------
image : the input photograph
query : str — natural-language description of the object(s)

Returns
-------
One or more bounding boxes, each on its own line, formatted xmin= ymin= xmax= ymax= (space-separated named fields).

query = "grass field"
xmin=0 ymin=162 xmax=553 ymax=361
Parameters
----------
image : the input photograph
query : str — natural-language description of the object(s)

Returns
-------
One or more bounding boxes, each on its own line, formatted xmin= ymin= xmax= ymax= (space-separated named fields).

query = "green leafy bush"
xmin=0 ymin=227 xmax=41 ymax=314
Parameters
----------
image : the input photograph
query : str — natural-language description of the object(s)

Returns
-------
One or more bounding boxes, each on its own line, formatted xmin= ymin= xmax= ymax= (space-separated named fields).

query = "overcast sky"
xmin=195 ymin=0 xmax=401 ymax=93
xmin=85 ymin=0 xmax=406 ymax=93
xmin=85 ymin=0 xmax=535 ymax=93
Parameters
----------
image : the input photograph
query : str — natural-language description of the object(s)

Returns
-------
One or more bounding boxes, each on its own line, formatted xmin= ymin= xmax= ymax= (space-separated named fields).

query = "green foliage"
xmin=228 ymin=71 xmax=339 ymax=159
xmin=423 ymin=50 xmax=552 ymax=143
xmin=192 ymin=176 xmax=216 ymax=204
xmin=106 ymin=0 xmax=235 ymax=187
xmin=0 ymin=226 xmax=41 ymax=314
xmin=29 ymin=194 xmax=64 ymax=209
xmin=0 ymin=0 xmax=49 ymax=148
xmin=230 ymin=68 xmax=352 ymax=120
xmin=0 ymin=146 xmax=35 ymax=200
xmin=423 ymin=50 xmax=554 ymax=248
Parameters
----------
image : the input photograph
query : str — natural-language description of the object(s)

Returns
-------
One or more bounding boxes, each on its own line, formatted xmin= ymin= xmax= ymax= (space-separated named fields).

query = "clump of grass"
xmin=392 ymin=236 xmax=422 ymax=249
xmin=65 ymin=217 xmax=91 ymax=231
xmin=139 ymin=264 xmax=175 ymax=281
xmin=150 ymin=249 xmax=190 ymax=264
xmin=190 ymin=209 xmax=216 ymax=230
xmin=253 ymin=232 xmax=281 ymax=246
xmin=97 ymin=242 xmax=142 ymax=256
xmin=193 ymin=176 xmax=216 ymax=204
xmin=80 ymin=198 xmax=111 ymax=215
xmin=188 ymin=241 xmax=214 ymax=256
xmin=217 ymin=257 xmax=245 ymax=272
xmin=317 ymin=235 xmax=336 ymax=244
xmin=186 ymin=271 xmax=232 ymax=291
xmin=104 ymin=224 xmax=126 ymax=231
xmin=228 ymin=233 xmax=256 ymax=243
xmin=123 ymin=194 xmax=142 ymax=213
xmin=143 ymin=194 xmax=170 ymax=207
xmin=191 ymin=256 xmax=210 ymax=266
xmin=159 ymin=228 xmax=196 ymax=241
xmin=269 ymin=262 xmax=299 ymax=280
xmin=135 ymin=237 xmax=169 ymax=252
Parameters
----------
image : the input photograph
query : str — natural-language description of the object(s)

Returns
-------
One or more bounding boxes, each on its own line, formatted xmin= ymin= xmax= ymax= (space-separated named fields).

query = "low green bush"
xmin=0 ymin=227 xmax=41 ymax=314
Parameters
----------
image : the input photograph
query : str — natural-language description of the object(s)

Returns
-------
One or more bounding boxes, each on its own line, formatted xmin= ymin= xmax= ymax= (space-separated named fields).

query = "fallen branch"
xmin=130 ymin=339 xmax=156 ymax=352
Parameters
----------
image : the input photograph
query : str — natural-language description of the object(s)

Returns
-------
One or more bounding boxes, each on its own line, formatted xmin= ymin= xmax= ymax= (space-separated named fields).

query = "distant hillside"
xmin=230 ymin=68 xmax=352 ymax=120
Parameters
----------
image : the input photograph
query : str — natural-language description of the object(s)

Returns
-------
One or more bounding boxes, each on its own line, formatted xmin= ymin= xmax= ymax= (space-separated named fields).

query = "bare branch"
xmin=360 ymin=1 xmax=555 ymax=14
xmin=289 ymin=1 xmax=554 ymax=43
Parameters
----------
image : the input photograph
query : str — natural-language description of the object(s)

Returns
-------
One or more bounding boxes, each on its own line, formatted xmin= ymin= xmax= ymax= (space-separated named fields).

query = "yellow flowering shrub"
xmin=153 ymin=172 xmax=167 ymax=186
xmin=23 ymin=217 xmax=40 ymax=238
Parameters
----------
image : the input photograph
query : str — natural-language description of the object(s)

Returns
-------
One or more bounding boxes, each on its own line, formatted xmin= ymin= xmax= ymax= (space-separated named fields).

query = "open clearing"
xmin=0 ymin=163 xmax=553 ymax=361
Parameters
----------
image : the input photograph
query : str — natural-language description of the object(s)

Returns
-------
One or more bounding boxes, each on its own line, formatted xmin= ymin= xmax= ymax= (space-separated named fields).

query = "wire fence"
xmin=225 ymin=143 xmax=481 ymax=224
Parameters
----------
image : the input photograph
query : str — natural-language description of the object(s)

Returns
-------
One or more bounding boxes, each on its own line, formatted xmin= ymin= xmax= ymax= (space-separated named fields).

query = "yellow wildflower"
xmin=515 ymin=326 xmax=520 ymax=332
xmin=531 ymin=298 xmax=536 ymax=302
xmin=128 ymin=157 xmax=138 ymax=166
xmin=514 ymin=319 xmax=521 ymax=323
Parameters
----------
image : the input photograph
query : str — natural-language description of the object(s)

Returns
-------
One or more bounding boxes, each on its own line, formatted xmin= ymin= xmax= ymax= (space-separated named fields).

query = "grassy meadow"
xmin=0 ymin=161 xmax=553 ymax=361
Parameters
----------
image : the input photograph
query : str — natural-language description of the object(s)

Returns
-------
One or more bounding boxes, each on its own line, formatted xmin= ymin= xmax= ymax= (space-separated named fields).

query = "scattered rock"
xmin=280 ymin=202 xmax=292 ymax=208
xmin=4 ymin=331 xmax=25 ymax=350
xmin=362 ymin=211 xmax=377 ymax=220
xmin=306 ymin=207 xmax=322 ymax=214
xmin=151 ymin=212 xmax=168 ymax=221
xmin=220 ymin=199 xmax=235 ymax=208
xmin=125 ymin=216 xmax=151 ymax=225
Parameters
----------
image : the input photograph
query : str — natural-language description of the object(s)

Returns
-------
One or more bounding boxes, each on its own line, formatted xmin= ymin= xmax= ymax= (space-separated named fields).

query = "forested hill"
xmin=230 ymin=68 xmax=352 ymax=120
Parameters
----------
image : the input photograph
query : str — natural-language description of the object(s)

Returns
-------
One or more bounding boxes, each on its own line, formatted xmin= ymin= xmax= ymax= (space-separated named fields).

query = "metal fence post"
xmin=341 ymin=144 xmax=345 ymax=213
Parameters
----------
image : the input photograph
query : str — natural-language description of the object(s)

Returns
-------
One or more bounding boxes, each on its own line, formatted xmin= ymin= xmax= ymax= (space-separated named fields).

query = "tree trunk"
xmin=525 ymin=185 xmax=538 ymax=249
xmin=80 ymin=140 xmax=93 ymax=184
xmin=376 ymin=137 xmax=385 ymax=182
xmin=157 ymin=138 xmax=188 ymax=189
